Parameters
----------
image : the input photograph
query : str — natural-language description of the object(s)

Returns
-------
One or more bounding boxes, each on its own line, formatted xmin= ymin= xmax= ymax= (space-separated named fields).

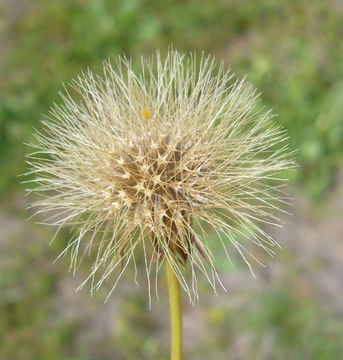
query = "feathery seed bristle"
xmin=25 ymin=50 xmax=294 ymax=301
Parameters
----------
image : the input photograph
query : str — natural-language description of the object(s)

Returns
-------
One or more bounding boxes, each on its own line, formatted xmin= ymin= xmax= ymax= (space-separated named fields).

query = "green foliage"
xmin=206 ymin=285 xmax=343 ymax=359
xmin=0 ymin=220 xmax=79 ymax=360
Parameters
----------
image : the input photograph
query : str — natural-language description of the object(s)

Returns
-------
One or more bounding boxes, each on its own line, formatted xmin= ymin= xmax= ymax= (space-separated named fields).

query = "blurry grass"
xmin=1 ymin=0 xmax=343 ymax=359
xmin=206 ymin=286 xmax=343 ymax=360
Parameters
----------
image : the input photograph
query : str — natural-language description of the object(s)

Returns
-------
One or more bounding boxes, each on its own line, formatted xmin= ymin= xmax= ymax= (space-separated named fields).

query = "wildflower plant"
xmin=26 ymin=50 xmax=293 ymax=359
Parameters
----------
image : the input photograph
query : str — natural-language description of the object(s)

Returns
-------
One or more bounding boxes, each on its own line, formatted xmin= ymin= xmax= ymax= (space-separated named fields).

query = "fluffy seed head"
xmin=26 ymin=50 xmax=293 ymax=302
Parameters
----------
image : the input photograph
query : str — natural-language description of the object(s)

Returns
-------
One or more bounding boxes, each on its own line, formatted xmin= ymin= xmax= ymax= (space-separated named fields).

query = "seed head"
xmin=26 ymin=50 xmax=293 ymax=301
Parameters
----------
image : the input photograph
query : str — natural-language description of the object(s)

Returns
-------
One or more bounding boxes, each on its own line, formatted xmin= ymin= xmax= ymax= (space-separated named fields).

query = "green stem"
xmin=166 ymin=260 xmax=183 ymax=360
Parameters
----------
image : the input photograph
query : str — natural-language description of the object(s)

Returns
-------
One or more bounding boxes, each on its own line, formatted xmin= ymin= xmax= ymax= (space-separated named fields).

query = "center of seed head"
xmin=107 ymin=124 xmax=209 ymax=221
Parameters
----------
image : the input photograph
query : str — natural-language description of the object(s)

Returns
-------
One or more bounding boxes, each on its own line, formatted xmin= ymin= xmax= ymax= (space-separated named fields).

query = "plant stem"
xmin=166 ymin=260 xmax=183 ymax=360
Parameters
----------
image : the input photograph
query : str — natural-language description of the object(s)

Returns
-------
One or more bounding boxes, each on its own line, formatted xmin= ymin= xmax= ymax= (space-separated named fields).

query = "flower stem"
xmin=166 ymin=260 xmax=183 ymax=360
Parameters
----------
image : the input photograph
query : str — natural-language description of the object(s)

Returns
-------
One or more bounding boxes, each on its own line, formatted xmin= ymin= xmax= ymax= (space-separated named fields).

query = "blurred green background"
xmin=1 ymin=0 xmax=343 ymax=359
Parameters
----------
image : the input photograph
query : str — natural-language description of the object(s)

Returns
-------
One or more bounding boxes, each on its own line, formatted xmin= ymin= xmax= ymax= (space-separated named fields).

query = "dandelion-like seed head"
xmin=26 ymin=50 xmax=293 ymax=302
